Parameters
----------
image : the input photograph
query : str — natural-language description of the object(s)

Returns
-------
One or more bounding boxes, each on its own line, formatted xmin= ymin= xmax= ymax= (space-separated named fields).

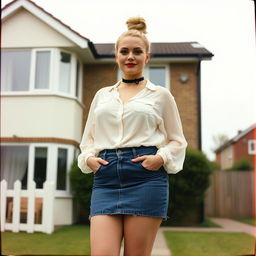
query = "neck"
xmin=122 ymin=77 xmax=144 ymax=84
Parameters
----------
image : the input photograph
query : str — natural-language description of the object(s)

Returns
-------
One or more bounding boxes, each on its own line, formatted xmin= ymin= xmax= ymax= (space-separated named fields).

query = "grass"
xmin=1 ymin=225 xmax=90 ymax=255
xmin=163 ymin=218 xmax=221 ymax=228
xmin=232 ymin=218 xmax=256 ymax=226
xmin=164 ymin=231 xmax=255 ymax=256
xmin=197 ymin=218 xmax=221 ymax=227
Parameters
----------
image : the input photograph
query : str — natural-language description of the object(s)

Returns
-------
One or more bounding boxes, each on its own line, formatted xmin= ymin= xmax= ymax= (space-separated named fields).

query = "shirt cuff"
xmin=77 ymin=152 xmax=95 ymax=174
xmin=156 ymin=152 xmax=167 ymax=165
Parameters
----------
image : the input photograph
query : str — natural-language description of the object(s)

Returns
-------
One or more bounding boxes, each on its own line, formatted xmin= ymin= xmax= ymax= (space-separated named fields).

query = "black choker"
xmin=122 ymin=77 xmax=144 ymax=84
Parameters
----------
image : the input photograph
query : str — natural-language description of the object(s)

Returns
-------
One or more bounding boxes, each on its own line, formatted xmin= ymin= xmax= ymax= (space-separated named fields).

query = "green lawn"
xmin=2 ymin=224 xmax=255 ymax=256
xmin=1 ymin=225 xmax=90 ymax=255
xmin=233 ymin=218 xmax=256 ymax=226
xmin=164 ymin=231 xmax=255 ymax=256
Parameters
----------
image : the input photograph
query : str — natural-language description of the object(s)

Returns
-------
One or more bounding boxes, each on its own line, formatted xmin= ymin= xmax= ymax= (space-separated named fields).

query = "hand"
xmin=131 ymin=154 xmax=164 ymax=171
xmin=86 ymin=156 xmax=109 ymax=173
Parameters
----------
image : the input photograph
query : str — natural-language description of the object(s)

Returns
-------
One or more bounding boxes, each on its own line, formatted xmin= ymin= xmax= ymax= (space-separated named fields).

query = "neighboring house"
xmin=1 ymin=0 xmax=213 ymax=232
xmin=215 ymin=124 xmax=256 ymax=170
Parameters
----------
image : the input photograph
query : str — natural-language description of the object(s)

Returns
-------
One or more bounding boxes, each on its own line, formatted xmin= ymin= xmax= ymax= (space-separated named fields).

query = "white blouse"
xmin=77 ymin=80 xmax=187 ymax=174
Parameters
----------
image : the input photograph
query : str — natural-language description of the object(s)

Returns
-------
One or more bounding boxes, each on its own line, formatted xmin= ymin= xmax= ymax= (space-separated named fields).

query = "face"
xmin=116 ymin=36 xmax=150 ymax=79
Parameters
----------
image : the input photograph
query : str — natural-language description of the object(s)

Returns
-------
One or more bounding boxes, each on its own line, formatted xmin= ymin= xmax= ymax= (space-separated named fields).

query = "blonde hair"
xmin=115 ymin=16 xmax=151 ymax=54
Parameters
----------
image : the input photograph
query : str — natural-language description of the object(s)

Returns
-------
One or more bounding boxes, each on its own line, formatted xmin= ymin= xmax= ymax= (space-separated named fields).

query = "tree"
xmin=211 ymin=133 xmax=229 ymax=152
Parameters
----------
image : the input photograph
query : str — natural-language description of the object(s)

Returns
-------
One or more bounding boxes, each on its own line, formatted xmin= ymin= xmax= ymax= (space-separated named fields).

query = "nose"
xmin=127 ymin=51 xmax=134 ymax=60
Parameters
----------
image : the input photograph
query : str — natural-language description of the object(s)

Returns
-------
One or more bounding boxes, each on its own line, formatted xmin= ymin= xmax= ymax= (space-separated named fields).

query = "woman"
xmin=78 ymin=17 xmax=187 ymax=256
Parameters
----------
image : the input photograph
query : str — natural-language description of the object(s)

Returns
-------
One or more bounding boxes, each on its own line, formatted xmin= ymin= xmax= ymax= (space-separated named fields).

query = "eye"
xmin=120 ymin=49 xmax=129 ymax=55
xmin=133 ymin=49 xmax=143 ymax=55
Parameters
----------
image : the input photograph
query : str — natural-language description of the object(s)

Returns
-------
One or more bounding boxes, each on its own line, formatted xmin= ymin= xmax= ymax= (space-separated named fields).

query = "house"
xmin=215 ymin=124 xmax=256 ymax=170
xmin=1 ymin=0 xmax=213 ymax=233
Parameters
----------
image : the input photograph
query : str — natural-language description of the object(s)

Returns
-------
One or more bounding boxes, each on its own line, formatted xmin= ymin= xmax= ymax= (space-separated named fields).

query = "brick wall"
xmin=82 ymin=63 xmax=117 ymax=127
xmin=170 ymin=62 xmax=199 ymax=149
xmin=233 ymin=129 xmax=254 ymax=165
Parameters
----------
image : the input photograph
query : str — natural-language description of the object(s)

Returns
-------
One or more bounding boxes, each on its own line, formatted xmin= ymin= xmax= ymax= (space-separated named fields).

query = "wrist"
xmin=155 ymin=154 xmax=164 ymax=165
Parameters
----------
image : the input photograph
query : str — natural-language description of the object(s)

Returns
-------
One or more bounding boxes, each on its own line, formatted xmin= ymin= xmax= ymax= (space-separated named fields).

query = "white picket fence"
xmin=0 ymin=180 xmax=55 ymax=234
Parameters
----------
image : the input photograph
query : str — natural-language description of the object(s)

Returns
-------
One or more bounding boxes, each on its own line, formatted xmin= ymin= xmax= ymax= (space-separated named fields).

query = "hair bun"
xmin=126 ymin=17 xmax=147 ymax=34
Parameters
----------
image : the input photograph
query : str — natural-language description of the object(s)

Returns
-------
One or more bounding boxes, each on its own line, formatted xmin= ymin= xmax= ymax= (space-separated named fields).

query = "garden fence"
xmin=204 ymin=170 xmax=255 ymax=218
xmin=0 ymin=179 xmax=55 ymax=234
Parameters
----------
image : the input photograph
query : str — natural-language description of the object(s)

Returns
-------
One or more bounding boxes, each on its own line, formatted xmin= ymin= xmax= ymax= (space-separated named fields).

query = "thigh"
xmin=123 ymin=215 xmax=162 ymax=256
xmin=90 ymin=215 xmax=123 ymax=256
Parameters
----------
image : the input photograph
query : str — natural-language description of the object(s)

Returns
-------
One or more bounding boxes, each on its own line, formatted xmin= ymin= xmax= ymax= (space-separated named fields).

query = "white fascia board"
xmin=2 ymin=0 xmax=89 ymax=49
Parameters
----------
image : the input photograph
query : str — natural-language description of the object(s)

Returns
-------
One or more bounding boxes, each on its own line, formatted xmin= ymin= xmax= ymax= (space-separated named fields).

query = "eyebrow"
xmin=120 ymin=47 xmax=143 ymax=50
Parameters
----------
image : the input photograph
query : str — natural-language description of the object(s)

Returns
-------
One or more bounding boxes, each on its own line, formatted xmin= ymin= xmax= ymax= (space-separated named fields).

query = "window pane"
xmin=0 ymin=145 xmax=28 ymax=189
xmin=149 ymin=67 xmax=166 ymax=87
xmin=34 ymin=147 xmax=47 ymax=189
xmin=59 ymin=51 xmax=71 ymax=93
xmin=35 ymin=51 xmax=50 ymax=89
xmin=75 ymin=60 xmax=80 ymax=97
xmin=1 ymin=50 xmax=31 ymax=91
xmin=57 ymin=148 xmax=67 ymax=190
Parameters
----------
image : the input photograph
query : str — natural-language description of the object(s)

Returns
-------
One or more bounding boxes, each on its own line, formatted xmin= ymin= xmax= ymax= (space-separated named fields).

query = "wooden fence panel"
xmin=204 ymin=171 xmax=254 ymax=218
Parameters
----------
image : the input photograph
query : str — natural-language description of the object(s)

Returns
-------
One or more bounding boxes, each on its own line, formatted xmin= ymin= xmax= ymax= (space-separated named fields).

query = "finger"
xmin=132 ymin=156 xmax=147 ymax=162
xmin=98 ymin=158 xmax=109 ymax=165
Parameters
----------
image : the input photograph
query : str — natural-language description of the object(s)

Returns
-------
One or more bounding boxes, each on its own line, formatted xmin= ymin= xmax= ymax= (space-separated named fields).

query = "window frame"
xmin=0 ymin=142 xmax=75 ymax=197
xmin=248 ymin=140 xmax=256 ymax=155
xmin=1 ymin=48 xmax=82 ymax=102
xmin=29 ymin=48 xmax=54 ymax=92
xmin=145 ymin=64 xmax=170 ymax=90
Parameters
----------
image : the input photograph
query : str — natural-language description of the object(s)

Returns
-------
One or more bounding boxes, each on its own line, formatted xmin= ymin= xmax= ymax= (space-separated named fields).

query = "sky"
xmin=2 ymin=0 xmax=256 ymax=160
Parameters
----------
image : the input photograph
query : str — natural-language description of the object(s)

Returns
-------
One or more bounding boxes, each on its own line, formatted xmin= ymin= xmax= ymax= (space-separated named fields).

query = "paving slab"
xmin=161 ymin=218 xmax=256 ymax=237
xmin=210 ymin=217 xmax=256 ymax=237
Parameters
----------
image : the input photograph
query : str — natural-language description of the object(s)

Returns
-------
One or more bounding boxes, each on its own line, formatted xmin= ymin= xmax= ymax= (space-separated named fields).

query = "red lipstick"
xmin=125 ymin=63 xmax=136 ymax=68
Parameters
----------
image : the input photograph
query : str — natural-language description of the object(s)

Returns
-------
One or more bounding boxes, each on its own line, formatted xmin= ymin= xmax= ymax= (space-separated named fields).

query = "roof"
xmin=215 ymin=123 xmax=256 ymax=153
xmin=2 ymin=0 xmax=214 ymax=60
xmin=2 ymin=0 xmax=90 ymax=48
xmin=93 ymin=42 xmax=214 ymax=59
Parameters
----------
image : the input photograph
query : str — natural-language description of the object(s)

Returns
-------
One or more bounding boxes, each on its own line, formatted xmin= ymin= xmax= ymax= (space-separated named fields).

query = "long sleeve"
xmin=156 ymin=90 xmax=188 ymax=174
xmin=77 ymin=93 xmax=98 ymax=174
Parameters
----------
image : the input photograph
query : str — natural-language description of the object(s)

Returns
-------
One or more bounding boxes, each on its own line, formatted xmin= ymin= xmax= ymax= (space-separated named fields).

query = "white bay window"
xmin=35 ymin=51 xmax=51 ymax=89
xmin=1 ymin=50 xmax=31 ymax=92
xmin=59 ymin=51 xmax=71 ymax=93
xmin=0 ymin=144 xmax=74 ymax=195
xmin=1 ymin=48 xmax=82 ymax=100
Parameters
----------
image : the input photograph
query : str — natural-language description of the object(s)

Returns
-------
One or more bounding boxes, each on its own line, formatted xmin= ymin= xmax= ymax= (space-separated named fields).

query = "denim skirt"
xmin=90 ymin=146 xmax=169 ymax=219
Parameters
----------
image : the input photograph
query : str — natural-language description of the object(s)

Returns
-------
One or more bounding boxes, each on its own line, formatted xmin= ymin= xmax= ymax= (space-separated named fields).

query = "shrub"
xmin=229 ymin=158 xmax=253 ymax=171
xmin=165 ymin=148 xmax=212 ymax=226
xmin=208 ymin=160 xmax=220 ymax=171
xmin=69 ymin=160 xmax=93 ymax=224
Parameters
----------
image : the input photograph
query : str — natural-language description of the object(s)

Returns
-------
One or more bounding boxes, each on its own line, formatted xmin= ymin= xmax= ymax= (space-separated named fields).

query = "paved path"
xmin=161 ymin=218 xmax=256 ymax=237
xmin=120 ymin=218 xmax=255 ymax=256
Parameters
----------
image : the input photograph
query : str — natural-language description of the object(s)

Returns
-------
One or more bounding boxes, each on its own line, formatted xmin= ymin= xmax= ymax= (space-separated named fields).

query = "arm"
xmin=77 ymin=93 xmax=98 ymax=174
xmin=156 ymin=90 xmax=188 ymax=174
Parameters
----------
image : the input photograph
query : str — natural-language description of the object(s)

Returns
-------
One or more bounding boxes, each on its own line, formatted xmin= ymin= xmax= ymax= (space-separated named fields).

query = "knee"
xmin=124 ymin=248 xmax=151 ymax=256
xmin=91 ymin=247 xmax=120 ymax=256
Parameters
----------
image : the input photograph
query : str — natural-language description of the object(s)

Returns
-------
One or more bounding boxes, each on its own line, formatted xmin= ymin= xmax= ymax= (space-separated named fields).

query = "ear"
xmin=145 ymin=52 xmax=151 ymax=64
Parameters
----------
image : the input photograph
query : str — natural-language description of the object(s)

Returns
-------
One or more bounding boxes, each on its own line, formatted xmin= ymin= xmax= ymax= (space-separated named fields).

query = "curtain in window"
xmin=0 ymin=146 xmax=28 ymax=189
xmin=1 ymin=50 xmax=31 ymax=91
xmin=35 ymin=51 xmax=50 ymax=89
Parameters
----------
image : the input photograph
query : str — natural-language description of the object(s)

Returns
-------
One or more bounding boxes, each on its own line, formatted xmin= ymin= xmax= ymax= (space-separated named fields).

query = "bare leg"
xmin=123 ymin=215 xmax=162 ymax=256
xmin=90 ymin=215 xmax=123 ymax=256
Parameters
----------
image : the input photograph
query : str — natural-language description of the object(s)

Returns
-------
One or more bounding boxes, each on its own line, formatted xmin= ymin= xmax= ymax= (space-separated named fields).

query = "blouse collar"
xmin=108 ymin=80 xmax=157 ymax=92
